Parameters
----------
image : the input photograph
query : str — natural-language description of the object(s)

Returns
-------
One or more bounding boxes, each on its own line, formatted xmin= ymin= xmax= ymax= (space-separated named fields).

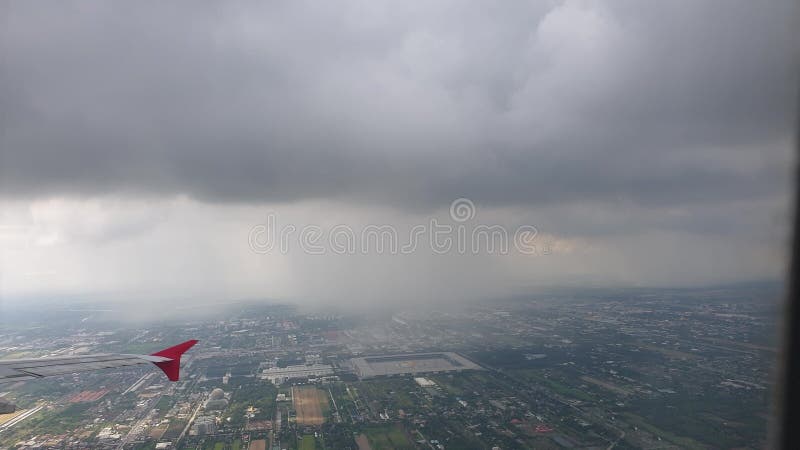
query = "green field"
xmin=355 ymin=379 xmax=417 ymax=410
xmin=298 ymin=434 xmax=317 ymax=450
xmin=154 ymin=395 xmax=173 ymax=412
xmin=622 ymin=413 xmax=707 ymax=450
xmin=363 ymin=424 xmax=414 ymax=450
xmin=513 ymin=369 xmax=595 ymax=402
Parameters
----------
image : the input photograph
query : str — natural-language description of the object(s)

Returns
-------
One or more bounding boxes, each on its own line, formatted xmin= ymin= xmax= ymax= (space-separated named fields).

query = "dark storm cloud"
xmin=0 ymin=0 xmax=796 ymax=214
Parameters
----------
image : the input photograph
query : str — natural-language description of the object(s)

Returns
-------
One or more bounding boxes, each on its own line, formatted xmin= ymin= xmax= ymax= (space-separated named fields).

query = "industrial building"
xmin=259 ymin=363 xmax=334 ymax=385
xmin=349 ymin=352 xmax=481 ymax=379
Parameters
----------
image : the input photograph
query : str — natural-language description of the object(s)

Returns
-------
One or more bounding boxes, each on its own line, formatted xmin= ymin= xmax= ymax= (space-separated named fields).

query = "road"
xmin=0 ymin=404 xmax=45 ymax=434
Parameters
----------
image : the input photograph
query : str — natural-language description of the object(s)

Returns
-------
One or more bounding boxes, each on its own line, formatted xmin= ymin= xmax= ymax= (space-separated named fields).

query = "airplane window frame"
xmin=774 ymin=95 xmax=799 ymax=450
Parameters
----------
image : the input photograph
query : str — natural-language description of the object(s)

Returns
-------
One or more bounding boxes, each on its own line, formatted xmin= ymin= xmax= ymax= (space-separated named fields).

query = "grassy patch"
xmin=363 ymin=424 xmax=414 ymax=450
xmin=622 ymin=413 xmax=705 ymax=450
xmin=298 ymin=434 xmax=317 ymax=450
xmin=513 ymin=370 xmax=595 ymax=402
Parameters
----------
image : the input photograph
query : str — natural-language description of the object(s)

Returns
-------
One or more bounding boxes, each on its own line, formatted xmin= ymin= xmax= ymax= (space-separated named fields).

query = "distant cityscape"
xmin=0 ymin=284 xmax=780 ymax=449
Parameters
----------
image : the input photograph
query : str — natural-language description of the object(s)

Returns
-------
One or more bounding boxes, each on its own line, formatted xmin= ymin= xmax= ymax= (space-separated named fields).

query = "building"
xmin=96 ymin=427 xmax=122 ymax=440
xmin=259 ymin=363 xmax=334 ymax=385
xmin=204 ymin=388 xmax=229 ymax=410
xmin=349 ymin=352 xmax=481 ymax=379
xmin=414 ymin=377 xmax=436 ymax=387
xmin=191 ymin=416 xmax=217 ymax=436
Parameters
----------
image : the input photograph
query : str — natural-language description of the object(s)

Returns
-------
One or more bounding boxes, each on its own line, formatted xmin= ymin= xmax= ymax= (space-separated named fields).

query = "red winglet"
xmin=149 ymin=339 xmax=198 ymax=381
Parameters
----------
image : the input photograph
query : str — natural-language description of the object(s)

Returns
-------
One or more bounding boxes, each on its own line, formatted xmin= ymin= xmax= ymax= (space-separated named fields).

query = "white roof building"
xmin=259 ymin=364 xmax=333 ymax=385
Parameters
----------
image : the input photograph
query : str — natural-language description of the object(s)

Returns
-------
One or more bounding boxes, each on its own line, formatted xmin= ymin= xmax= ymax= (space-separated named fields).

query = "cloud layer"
xmin=0 ymin=0 xmax=797 ymax=306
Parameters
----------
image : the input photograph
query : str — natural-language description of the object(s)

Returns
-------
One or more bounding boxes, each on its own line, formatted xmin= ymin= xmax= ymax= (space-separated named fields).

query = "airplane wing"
xmin=0 ymin=339 xmax=198 ymax=384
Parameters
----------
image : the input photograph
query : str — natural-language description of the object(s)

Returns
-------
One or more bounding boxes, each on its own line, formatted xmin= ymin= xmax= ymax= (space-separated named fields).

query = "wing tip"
xmin=150 ymin=339 xmax=198 ymax=381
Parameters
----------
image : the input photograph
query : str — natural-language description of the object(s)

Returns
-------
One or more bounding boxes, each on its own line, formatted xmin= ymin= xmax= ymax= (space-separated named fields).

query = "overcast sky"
xmin=0 ymin=0 xmax=797 ymax=309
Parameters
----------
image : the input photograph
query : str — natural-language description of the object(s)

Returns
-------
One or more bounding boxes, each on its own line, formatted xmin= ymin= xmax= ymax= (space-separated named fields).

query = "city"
xmin=0 ymin=284 xmax=779 ymax=449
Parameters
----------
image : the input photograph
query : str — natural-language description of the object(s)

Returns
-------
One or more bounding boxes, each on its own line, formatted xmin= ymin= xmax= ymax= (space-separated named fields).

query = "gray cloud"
xmin=1 ymin=0 xmax=795 ymax=209
xmin=0 ymin=0 xmax=796 ymax=303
